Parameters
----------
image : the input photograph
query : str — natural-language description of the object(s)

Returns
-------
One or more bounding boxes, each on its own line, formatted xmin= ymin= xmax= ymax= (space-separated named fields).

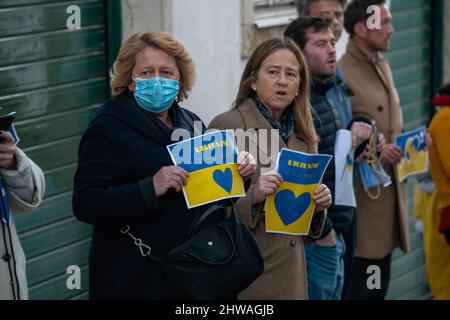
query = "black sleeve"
xmin=72 ymin=118 xmax=160 ymax=226
xmin=444 ymin=230 xmax=450 ymax=246
xmin=311 ymin=214 xmax=333 ymax=240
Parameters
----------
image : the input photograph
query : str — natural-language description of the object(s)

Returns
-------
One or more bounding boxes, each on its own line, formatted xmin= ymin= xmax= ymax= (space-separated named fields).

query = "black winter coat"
xmin=72 ymin=90 xmax=212 ymax=299
xmin=310 ymin=79 xmax=356 ymax=237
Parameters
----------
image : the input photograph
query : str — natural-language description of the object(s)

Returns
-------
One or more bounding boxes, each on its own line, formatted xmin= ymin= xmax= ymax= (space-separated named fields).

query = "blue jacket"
xmin=327 ymin=67 xmax=353 ymax=128
xmin=310 ymin=77 xmax=358 ymax=237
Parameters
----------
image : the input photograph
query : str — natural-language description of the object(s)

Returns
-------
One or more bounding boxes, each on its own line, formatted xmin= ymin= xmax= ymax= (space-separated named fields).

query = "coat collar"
xmin=346 ymin=39 xmax=384 ymax=64
xmin=346 ymin=39 xmax=390 ymax=92
xmin=97 ymin=90 xmax=173 ymax=145
xmin=237 ymin=98 xmax=273 ymax=132
xmin=236 ymin=98 xmax=310 ymax=153
xmin=311 ymin=77 xmax=334 ymax=96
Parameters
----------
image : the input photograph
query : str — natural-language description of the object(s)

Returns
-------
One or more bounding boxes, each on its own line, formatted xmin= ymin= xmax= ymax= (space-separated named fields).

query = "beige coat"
xmin=339 ymin=40 xmax=409 ymax=259
xmin=0 ymin=148 xmax=45 ymax=300
xmin=209 ymin=99 xmax=325 ymax=300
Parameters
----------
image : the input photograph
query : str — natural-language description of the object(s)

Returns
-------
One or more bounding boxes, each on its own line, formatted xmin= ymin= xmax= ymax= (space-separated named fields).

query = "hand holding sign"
xmin=252 ymin=171 xmax=283 ymax=204
xmin=380 ymin=143 xmax=403 ymax=167
xmin=166 ymin=130 xmax=246 ymax=208
xmin=265 ymin=149 xmax=332 ymax=235
xmin=237 ymin=151 xmax=257 ymax=178
xmin=0 ymin=131 xmax=17 ymax=170
xmin=313 ymin=184 xmax=332 ymax=212
xmin=350 ymin=121 xmax=372 ymax=148
xmin=153 ymin=166 xmax=189 ymax=196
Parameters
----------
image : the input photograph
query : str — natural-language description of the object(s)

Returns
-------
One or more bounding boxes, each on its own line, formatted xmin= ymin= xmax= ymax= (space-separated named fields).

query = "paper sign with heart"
xmin=213 ymin=167 xmax=233 ymax=193
xmin=395 ymin=126 xmax=428 ymax=182
xmin=405 ymin=136 xmax=420 ymax=163
xmin=274 ymin=190 xmax=311 ymax=226
xmin=166 ymin=130 xmax=245 ymax=208
xmin=264 ymin=148 xmax=332 ymax=235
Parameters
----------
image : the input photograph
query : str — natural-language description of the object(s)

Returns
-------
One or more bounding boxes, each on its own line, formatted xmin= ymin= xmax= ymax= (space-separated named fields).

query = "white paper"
xmin=334 ymin=129 xmax=356 ymax=207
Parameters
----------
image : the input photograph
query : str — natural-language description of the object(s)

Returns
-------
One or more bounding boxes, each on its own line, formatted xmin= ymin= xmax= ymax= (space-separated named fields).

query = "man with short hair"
xmin=295 ymin=0 xmax=361 ymax=299
xmin=339 ymin=0 xmax=408 ymax=300
xmin=284 ymin=16 xmax=372 ymax=300
xmin=297 ymin=0 xmax=347 ymax=42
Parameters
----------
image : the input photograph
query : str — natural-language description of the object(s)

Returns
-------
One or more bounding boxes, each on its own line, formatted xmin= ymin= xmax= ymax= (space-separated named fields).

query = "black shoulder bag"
xmin=121 ymin=201 xmax=264 ymax=299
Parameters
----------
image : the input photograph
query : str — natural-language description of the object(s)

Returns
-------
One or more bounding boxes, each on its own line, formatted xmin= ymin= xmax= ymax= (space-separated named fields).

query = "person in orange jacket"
xmin=423 ymin=83 xmax=450 ymax=299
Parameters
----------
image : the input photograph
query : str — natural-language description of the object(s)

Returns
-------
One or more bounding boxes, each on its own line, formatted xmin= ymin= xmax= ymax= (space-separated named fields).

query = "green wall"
xmin=0 ymin=0 xmax=118 ymax=299
xmin=385 ymin=0 xmax=433 ymax=300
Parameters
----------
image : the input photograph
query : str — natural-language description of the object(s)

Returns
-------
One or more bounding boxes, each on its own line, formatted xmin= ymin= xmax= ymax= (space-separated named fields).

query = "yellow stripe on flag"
xmin=184 ymin=163 xmax=245 ymax=207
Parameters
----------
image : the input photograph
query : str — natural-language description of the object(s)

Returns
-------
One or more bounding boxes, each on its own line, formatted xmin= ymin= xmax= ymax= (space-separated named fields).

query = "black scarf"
xmin=253 ymin=96 xmax=294 ymax=145
xmin=123 ymin=89 xmax=197 ymax=137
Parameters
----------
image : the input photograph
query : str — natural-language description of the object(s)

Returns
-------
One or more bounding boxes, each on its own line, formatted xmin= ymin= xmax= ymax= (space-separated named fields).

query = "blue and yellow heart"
xmin=266 ymin=181 xmax=318 ymax=235
xmin=405 ymin=136 xmax=420 ymax=163
xmin=184 ymin=163 xmax=245 ymax=207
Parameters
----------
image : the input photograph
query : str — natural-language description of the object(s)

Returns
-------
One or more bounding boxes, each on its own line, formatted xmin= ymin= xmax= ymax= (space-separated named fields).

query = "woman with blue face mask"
xmin=72 ymin=31 xmax=256 ymax=299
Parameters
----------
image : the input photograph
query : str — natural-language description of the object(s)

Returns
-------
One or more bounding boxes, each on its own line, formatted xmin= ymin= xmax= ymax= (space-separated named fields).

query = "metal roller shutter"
xmin=0 ymin=0 xmax=115 ymax=300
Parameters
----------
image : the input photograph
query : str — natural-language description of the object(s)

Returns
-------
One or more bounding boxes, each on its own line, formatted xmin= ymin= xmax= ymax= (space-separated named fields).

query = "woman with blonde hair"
xmin=209 ymin=37 xmax=331 ymax=299
xmin=73 ymin=31 xmax=255 ymax=299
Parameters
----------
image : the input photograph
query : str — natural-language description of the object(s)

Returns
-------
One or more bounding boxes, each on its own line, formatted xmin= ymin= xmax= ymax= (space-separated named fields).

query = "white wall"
xmin=120 ymin=0 xmax=242 ymax=125
xmin=171 ymin=0 xmax=242 ymax=124
xmin=121 ymin=0 xmax=167 ymax=39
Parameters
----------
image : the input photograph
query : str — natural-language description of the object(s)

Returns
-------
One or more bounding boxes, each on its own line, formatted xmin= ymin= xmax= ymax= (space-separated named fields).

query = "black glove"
xmin=444 ymin=230 xmax=450 ymax=246
xmin=439 ymin=206 xmax=450 ymax=246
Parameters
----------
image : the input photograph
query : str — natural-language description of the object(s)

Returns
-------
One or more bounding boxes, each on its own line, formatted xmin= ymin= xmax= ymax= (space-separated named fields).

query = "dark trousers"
xmin=346 ymin=254 xmax=392 ymax=300
xmin=341 ymin=211 xmax=357 ymax=299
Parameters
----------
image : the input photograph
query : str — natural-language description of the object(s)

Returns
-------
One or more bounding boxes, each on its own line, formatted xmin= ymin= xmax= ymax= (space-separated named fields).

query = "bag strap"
xmin=187 ymin=204 xmax=226 ymax=238
xmin=121 ymin=201 xmax=242 ymax=264
xmin=120 ymin=225 xmax=155 ymax=259
xmin=188 ymin=197 xmax=242 ymax=237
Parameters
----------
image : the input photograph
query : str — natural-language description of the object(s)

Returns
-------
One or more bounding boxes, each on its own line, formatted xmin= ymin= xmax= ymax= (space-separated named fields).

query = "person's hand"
xmin=380 ymin=143 xmax=403 ymax=167
xmin=252 ymin=170 xmax=283 ymax=204
xmin=315 ymin=228 xmax=337 ymax=247
xmin=424 ymin=132 xmax=432 ymax=151
xmin=377 ymin=133 xmax=386 ymax=153
xmin=0 ymin=131 xmax=17 ymax=170
xmin=237 ymin=151 xmax=256 ymax=179
xmin=153 ymin=166 xmax=189 ymax=197
xmin=350 ymin=122 xmax=372 ymax=148
xmin=314 ymin=184 xmax=332 ymax=212
xmin=354 ymin=143 xmax=370 ymax=164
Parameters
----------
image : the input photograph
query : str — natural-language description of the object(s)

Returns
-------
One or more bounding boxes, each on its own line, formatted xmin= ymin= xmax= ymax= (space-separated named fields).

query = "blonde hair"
xmin=235 ymin=37 xmax=318 ymax=146
xmin=110 ymin=31 xmax=196 ymax=100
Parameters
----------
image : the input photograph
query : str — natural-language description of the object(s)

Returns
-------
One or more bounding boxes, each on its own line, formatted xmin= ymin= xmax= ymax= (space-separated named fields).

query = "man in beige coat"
xmin=0 ymin=130 xmax=45 ymax=300
xmin=338 ymin=0 xmax=407 ymax=299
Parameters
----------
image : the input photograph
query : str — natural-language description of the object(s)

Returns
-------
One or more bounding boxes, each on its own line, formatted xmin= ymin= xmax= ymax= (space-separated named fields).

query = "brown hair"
xmin=109 ymin=31 xmax=196 ymax=100
xmin=284 ymin=16 xmax=331 ymax=49
xmin=344 ymin=0 xmax=386 ymax=37
xmin=297 ymin=0 xmax=347 ymax=16
xmin=234 ymin=37 xmax=318 ymax=146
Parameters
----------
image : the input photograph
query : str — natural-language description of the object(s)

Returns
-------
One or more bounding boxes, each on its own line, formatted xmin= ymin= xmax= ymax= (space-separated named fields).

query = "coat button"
xmin=290 ymin=240 xmax=296 ymax=247
xmin=378 ymin=105 xmax=384 ymax=112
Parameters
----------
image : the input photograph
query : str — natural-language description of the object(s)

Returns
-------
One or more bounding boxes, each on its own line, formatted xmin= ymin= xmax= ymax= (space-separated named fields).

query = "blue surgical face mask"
xmin=132 ymin=76 xmax=179 ymax=113
xmin=358 ymin=159 xmax=392 ymax=199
